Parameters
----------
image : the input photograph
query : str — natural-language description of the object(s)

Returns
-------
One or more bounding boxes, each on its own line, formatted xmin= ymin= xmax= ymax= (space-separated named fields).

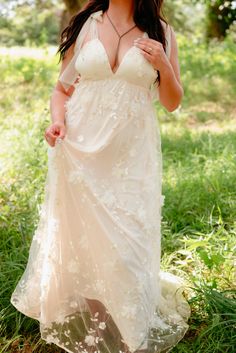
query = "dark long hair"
xmin=57 ymin=0 xmax=168 ymax=85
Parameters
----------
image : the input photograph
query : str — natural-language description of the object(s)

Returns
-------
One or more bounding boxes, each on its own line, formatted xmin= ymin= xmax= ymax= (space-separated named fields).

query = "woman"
xmin=10 ymin=0 xmax=191 ymax=352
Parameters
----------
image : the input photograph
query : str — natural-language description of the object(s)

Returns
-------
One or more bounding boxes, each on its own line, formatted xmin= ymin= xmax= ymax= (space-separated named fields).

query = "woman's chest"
xmin=75 ymin=37 xmax=157 ymax=89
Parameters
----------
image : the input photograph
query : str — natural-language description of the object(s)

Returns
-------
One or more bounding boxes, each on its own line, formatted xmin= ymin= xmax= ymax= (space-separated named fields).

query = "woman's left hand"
xmin=134 ymin=38 xmax=170 ymax=72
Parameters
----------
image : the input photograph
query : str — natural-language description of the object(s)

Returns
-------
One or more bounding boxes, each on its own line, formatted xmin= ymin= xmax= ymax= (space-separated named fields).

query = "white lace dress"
xmin=10 ymin=10 xmax=191 ymax=353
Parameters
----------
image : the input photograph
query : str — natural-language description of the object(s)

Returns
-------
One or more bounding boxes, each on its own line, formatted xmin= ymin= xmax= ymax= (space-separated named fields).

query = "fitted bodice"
xmin=75 ymin=35 xmax=157 ymax=90
xmin=59 ymin=10 xmax=172 ymax=95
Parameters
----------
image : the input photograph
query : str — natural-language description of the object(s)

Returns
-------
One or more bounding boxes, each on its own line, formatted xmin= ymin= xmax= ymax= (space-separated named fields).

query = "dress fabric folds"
xmin=10 ymin=10 xmax=191 ymax=353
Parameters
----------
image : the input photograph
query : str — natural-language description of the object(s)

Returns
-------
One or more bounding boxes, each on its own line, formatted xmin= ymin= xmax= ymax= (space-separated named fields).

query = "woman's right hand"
xmin=44 ymin=121 xmax=66 ymax=147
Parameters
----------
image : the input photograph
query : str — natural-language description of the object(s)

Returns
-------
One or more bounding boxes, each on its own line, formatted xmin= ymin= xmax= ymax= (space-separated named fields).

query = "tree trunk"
xmin=60 ymin=0 xmax=86 ymax=34
xmin=63 ymin=0 xmax=84 ymax=16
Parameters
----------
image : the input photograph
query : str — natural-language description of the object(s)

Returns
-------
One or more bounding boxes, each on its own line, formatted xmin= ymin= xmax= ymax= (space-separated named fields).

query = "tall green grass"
xmin=0 ymin=36 xmax=236 ymax=352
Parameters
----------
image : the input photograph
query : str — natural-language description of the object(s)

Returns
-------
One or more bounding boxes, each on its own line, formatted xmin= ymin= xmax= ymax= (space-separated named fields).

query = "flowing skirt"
xmin=11 ymin=79 xmax=191 ymax=353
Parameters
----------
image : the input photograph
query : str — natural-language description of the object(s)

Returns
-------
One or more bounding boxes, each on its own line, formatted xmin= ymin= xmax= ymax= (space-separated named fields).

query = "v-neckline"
xmin=96 ymin=38 xmax=140 ymax=75
xmin=94 ymin=16 xmax=147 ymax=75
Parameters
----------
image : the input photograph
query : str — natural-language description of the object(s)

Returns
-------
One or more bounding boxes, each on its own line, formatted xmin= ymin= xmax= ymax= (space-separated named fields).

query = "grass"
xmin=0 ymin=33 xmax=236 ymax=352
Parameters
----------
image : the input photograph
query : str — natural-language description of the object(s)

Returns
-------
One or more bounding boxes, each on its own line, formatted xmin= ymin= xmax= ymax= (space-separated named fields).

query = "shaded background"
xmin=0 ymin=1 xmax=236 ymax=353
xmin=0 ymin=0 xmax=236 ymax=46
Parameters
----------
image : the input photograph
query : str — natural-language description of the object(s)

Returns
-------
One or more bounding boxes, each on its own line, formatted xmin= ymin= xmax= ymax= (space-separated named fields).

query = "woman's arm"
xmin=134 ymin=25 xmax=183 ymax=112
xmin=158 ymin=27 xmax=183 ymax=112
xmin=50 ymin=43 xmax=76 ymax=124
xmin=45 ymin=43 xmax=76 ymax=147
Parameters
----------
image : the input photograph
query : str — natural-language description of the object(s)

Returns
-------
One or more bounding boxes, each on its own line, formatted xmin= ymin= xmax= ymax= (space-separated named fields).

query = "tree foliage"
xmin=0 ymin=0 xmax=235 ymax=46
xmin=0 ymin=0 xmax=60 ymax=46
xmin=192 ymin=0 xmax=236 ymax=39
xmin=205 ymin=0 xmax=236 ymax=39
